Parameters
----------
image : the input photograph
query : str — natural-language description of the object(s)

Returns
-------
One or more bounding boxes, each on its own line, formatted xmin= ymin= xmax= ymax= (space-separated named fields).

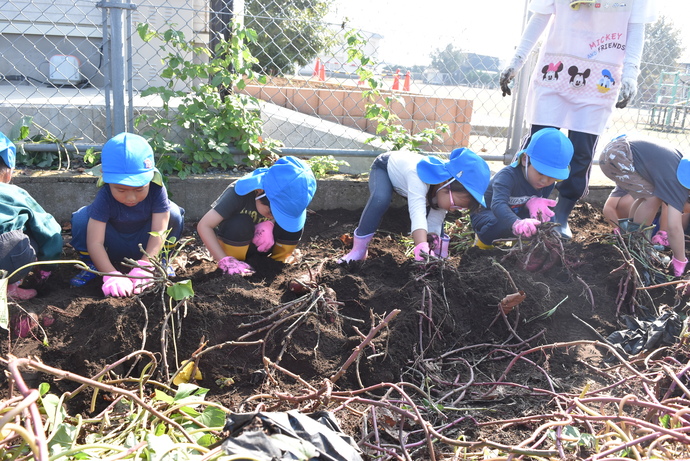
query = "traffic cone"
xmin=403 ymin=71 xmax=411 ymax=91
xmin=319 ymin=62 xmax=326 ymax=81
xmin=313 ymin=58 xmax=320 ymax=77
xmin=392 ymin=68 xmax=400 ymax=90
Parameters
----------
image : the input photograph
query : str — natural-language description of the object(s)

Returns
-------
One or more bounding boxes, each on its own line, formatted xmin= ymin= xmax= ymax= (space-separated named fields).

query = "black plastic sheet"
xmin=221 ymin=410 xmax=363 ymax=461
xmin=606 ymin=308 xmax=682 ymax=355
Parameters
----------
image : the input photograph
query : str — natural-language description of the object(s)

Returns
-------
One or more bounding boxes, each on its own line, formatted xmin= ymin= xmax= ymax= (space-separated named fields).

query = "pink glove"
xmin=218 ymin=256 xmax=255 ymax=276
xmin=39 ymin=270 xmax=52 ymax=281
xmin=429 ymin=234 xmax=450 ymax=259
xmin=651 ymin=230 xmax=669 ymax=247
xmin=252 ymin=221 xmax=275 ymax=252
xmin=102 ymin=271 xmax=134 ymax=297
xmin=129 ymin=260 xmax=154 ymax=294
xmin=512 ymin=219 xmax=541 ymax=238
xmin=525 ymin=197 xmax=557 ymax=223
xmin=413 ymin=241 xmax=431 ymax=261
xmin=671 ymin=257 xmax=688 ymax=277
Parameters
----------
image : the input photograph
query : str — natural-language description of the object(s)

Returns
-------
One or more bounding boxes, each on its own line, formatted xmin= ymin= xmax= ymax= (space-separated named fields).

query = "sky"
xmin=325 ymin=0 xmax=689 ymax=67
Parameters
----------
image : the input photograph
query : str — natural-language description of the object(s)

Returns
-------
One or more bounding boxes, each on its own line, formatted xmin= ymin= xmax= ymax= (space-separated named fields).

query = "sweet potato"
xmin=288 ymin=273 xmax=317 ymax=295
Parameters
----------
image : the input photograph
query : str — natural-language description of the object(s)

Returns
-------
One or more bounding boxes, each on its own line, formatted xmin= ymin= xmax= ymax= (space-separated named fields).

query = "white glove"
xmin=616 ymin=77 xmax=637 ymax=109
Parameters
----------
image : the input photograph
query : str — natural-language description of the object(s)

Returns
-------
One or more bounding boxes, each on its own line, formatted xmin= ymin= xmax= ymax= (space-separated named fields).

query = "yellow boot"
xmin=270 ymin=243 xmax=297 ymax=262
xmin=218 ymin=241 xmax=250 ymax=261
xmin=474 ymin=235 xmax=494 ymax=250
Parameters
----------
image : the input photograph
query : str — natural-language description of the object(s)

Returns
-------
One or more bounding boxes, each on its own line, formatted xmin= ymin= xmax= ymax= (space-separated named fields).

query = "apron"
xmin=525 ymin=0 xmax=634 ymax=134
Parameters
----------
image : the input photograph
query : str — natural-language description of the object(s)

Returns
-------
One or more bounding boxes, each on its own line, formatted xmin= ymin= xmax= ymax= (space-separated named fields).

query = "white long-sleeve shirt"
xmin=387 ymin=151 xmax=447 ymax=236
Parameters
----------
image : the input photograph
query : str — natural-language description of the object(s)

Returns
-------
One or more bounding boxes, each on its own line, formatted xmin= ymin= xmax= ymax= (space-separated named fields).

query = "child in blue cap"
xmin=599 ymin=135 xmax=690 ymax=277
xmin=338 ymin=148 xmax=491 ymax=263
xmin=0 ymin=132 xmax=62 ymax=301
xmin=471 ymin=128 xmax=574 ymax=248
xmin=69 ymin=132 xmax=185 ymax=296
xmin=197 ymin=156 xmax=317 ymax=275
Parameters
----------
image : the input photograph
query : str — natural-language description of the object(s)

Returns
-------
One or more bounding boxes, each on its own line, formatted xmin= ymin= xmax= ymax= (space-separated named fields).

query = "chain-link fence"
xmin=1 ymin=0 xmax=689 ymax=170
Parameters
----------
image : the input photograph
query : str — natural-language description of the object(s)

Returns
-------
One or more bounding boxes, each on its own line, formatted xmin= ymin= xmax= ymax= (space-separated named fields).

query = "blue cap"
xmin=235 ymin=156 xmax=317 ymax=232
xmin=518 ymin=128 xmax=574 ymax=181
xmin=0 ymin=132 xmax=16 ymax=169
xmin=677 ymin=157 xmax=690 ymax=189
xmin=101 ymin=133 xmax=156 ymax=187
xmin=417 ymin=148 xmax=491 ymax=207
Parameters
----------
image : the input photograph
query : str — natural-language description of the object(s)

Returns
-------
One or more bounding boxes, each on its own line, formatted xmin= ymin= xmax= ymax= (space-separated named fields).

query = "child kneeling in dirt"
xmin=197 ymin=156 xmax=317 ymax=275
xmin=0 ymin=132 xmax=63 ymax=301
xmin=69 ymin=132 xmax=185 ymax=297
xmin=471 ymin=128 xmax=574 ymax=248
xmin=338 ymin=148 xmax=490 ymax=263
xmin=599 ymin=134 xmax=690 ymax=277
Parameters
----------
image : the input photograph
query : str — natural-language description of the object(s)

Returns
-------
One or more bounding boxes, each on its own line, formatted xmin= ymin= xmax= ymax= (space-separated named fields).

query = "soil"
xmin=2 ymin=202 xmax=685 ymax=458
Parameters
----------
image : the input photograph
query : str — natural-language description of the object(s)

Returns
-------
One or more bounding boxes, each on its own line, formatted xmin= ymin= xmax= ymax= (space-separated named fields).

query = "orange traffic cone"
xmin=403 ymin=71 xmax=411 ymax=91
xmin=313 ymin=58 xmax=320 ymax=77
xmin=319 ymin=62 xmax=326 ymax=81
xmin=392 ymin=68 xmax=400 ymax=90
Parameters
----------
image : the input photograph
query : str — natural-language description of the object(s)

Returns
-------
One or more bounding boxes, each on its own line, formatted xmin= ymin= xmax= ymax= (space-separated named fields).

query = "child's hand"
xmin=413 ymin=241 xmax=431 ymax=261
xmin=218 ymin=256 xmax=255 ymax=276
xmin=651 ymin=230 xmax=669 ymax=247
xmin=129 ymin=260 xmax=154 ymax=294
xmin=252 ymin=221 xmax=275 ymax=252
xmin=512 ymin=219 xmax=541 ymax=238
xmin=102 ymin=272 xmax=134 ymax=297
xmin=525 ymin=197 xmax=557 ymax=223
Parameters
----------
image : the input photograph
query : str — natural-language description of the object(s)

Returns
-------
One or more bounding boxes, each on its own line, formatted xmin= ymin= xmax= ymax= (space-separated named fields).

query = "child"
xmin=471 ymin=128 xmax=574 ymax=248
xmin=0 ymin=132 xmax=62 ymax=300
xmin=338 ymin=148 xmax=490 ymax=263
xmin=599 ymin=134 xmax=690 ymax=276
xmin=499 ymin=0 xmax=656 ymax=239
xmin=197 ymin=156 xmax=317 ymax=275
xmin=69 ymin=132 xmax=185 ymax=296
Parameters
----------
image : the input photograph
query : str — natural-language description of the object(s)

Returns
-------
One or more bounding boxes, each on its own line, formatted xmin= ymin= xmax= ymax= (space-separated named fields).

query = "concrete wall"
xmin=12 ymin=171 xmax=612 ymax=224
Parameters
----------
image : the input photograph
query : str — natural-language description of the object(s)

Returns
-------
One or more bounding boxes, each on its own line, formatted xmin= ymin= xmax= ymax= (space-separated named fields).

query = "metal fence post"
xmin=98 ymin=0 xmax=136 ymax=135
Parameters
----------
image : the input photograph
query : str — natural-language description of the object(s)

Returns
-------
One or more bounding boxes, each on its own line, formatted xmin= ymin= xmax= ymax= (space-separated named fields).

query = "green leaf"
xmin=660 ymin=413 xmax=671 ymax=428
xmin=167 ymin=280 xmax=194 ymax=301
xmin=198 ymin=406 xmax=227 ymax=429
xmin=48 ymin=423 xmax=79 ymax=455
xmin=41 ymin=393 xmax=66 ymax=431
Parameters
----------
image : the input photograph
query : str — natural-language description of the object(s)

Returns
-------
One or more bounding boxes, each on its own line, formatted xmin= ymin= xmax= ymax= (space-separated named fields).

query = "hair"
xmin=428 ymin=180 xmax=480 ymax=213
xmin=0 ymin=157 xmax=10 ymax=175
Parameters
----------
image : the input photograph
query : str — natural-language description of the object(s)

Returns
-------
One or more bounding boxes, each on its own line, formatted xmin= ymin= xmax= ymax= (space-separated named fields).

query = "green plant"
xmin=445 ymin=211 xmax=477 ymax=253
xmin=10 ymin=116 xmax=83 ymax=170
xmin=345 ymin=30 xmax=449 ymax=151
xmin=306 ymin=155 xmax=349 ymax=178
xmin=135 ymin=22 xmax=282 ymax=178
xmin=547 ymin=425 xmax=596 ymax=452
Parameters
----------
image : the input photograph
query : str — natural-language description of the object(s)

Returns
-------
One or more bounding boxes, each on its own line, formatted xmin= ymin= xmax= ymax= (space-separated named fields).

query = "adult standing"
xmin=499 ymin=0 xmax=657 ymax=239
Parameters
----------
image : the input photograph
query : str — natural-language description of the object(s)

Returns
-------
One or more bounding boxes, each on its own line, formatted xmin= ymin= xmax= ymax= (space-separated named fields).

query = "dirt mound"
xmin=3 ymin=202 xmax=686 ymax=457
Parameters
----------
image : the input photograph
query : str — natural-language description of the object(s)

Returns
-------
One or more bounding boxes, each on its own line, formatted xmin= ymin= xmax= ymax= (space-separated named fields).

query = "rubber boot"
xmin=338 ymin=229 xmax=374 ymax=263
xmin=474 ymin=235 xmax=494 ymax=250
xmin=218 ymin=241 xmax=250 ymax=261
xmin=270 ymin=243 xmax=297 ymax=262
xmin=551 ymin=197 xmax=577 ymax=240
xmin=70 ymin=253 xmax=99 ymax=287
xmin=7 ymin=280 xmax=37 ymax=301
xmin=617 ymin=218 xmax=632 ymax=232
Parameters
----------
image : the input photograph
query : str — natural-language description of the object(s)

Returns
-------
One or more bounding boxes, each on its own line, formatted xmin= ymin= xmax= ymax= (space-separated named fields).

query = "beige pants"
xmin=598 ymin=136 xmax=655 ymax=199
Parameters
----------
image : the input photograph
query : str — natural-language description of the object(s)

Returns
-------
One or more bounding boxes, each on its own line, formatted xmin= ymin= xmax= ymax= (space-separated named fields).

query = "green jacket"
xmin=0 ymin=183 xmax=62 ymax=261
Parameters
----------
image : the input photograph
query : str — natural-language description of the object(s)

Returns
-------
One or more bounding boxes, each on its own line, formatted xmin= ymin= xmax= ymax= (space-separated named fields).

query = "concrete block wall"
xmin=12 ymin=171 xmax=612 ymax=225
